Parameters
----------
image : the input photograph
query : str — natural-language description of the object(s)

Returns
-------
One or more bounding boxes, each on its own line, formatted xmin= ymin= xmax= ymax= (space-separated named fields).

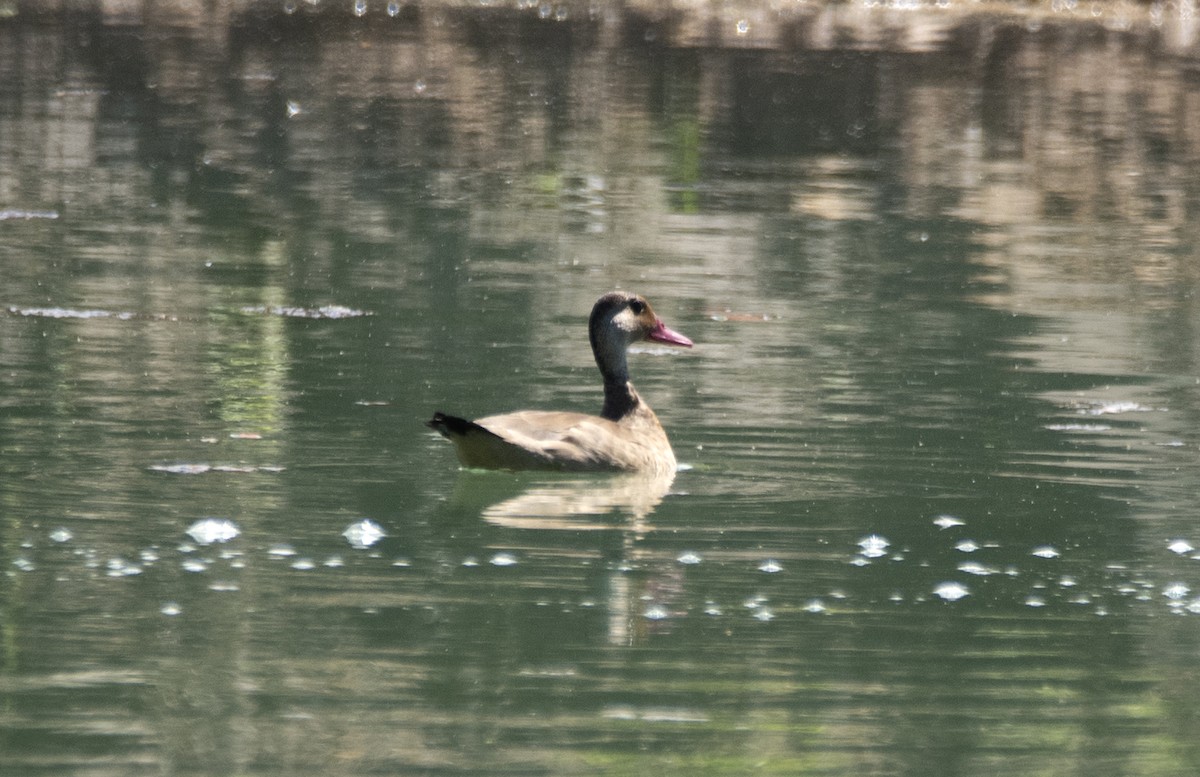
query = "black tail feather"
xmin=427 ymin=411 xmax=492 ymax=439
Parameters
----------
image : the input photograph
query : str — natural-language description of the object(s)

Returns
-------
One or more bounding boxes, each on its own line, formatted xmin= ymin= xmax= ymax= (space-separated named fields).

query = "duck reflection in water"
xmin=477 ymin=470 xmax=677 ymax=529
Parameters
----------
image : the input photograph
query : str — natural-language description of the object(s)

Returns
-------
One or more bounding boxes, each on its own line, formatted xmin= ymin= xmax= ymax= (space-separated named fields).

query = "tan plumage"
xmin=428 ymin=292 xmax=693 ymax=474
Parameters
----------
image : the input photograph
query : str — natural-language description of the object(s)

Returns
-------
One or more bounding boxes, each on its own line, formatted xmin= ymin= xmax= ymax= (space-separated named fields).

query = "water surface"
xmin=4 ymin=4 xmax=1200 ymax=775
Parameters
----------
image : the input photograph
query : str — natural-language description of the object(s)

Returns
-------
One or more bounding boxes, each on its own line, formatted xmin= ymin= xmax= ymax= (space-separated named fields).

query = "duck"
xmin=427 ymin=291 xmax=693 ymax=474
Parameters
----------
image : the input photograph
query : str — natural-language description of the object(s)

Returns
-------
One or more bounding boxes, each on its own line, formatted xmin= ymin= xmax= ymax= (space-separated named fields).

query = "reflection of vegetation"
xmin=663 ymin=53 xmax=703 ymax=214
xmin=204 ymin=312 xmax=287 ymax=434
xmin=0 ymin=503 xmax=24 ymax=684
xmin=203 ymin=242 xmax=288 ymax=437
xmin=670 ymin=116 xmax=702 ymax=214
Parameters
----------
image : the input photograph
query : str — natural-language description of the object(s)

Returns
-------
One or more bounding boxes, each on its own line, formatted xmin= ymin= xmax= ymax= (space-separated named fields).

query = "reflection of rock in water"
xmin=480 ymin=470 xmax=675 ymax=530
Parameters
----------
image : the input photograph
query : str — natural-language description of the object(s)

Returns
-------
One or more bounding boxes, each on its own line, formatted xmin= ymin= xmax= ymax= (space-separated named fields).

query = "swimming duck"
xmin=428 ymin=291 xmax=693 ymax=473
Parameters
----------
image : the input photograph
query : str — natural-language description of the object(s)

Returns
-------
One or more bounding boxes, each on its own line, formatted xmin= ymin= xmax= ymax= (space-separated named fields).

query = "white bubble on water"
xmin=643 ymin=604 xmax=670 ymax=621
xmin=151 ymin=463 xmax=212 ymax=475
xmin=933 ymin=581 xmax=970 ymax=602
xmin=106 ymin=557 xmax=142 ymax=577
xmin=1080 ymin=401 xmax=1154 ymax=416
xmin=186 ymin=518 xmax=240 ymax=545
xmin=1167 ymin=539 xmax=1195 ymax=555
xmin=1163 ymin=582 xmax=1190 ymax=600
xmin=342 ymin=518 xmax=385 ymax=549
xmin=858 ymin=534 xmax=890 ymax=558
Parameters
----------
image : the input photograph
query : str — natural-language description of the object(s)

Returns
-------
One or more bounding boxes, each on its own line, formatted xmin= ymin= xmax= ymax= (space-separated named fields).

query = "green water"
xmin=4 ymin=5 xmax=1200 ymax=775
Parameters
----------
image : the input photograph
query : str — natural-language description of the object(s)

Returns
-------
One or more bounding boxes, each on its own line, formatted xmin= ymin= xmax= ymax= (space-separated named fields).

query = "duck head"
xmin=589 ymin=292 xmax=692 ymax=382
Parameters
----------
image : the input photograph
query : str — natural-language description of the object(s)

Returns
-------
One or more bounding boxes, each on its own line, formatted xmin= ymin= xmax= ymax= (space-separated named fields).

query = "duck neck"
xmin=601 ymin=377 xmax=641 ymax=421
xmin=592 ymin=326 xmax=638 ymax=420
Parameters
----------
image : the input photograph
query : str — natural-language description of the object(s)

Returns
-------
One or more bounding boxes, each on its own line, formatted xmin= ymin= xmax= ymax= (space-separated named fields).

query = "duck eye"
xmin=629 ymin=299 xmax=645 ymax=315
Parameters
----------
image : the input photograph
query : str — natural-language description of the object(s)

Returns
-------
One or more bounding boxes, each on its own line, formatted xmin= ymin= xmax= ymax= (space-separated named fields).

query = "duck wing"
xmin=429 ymin=410 xmax=667 ymax=472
